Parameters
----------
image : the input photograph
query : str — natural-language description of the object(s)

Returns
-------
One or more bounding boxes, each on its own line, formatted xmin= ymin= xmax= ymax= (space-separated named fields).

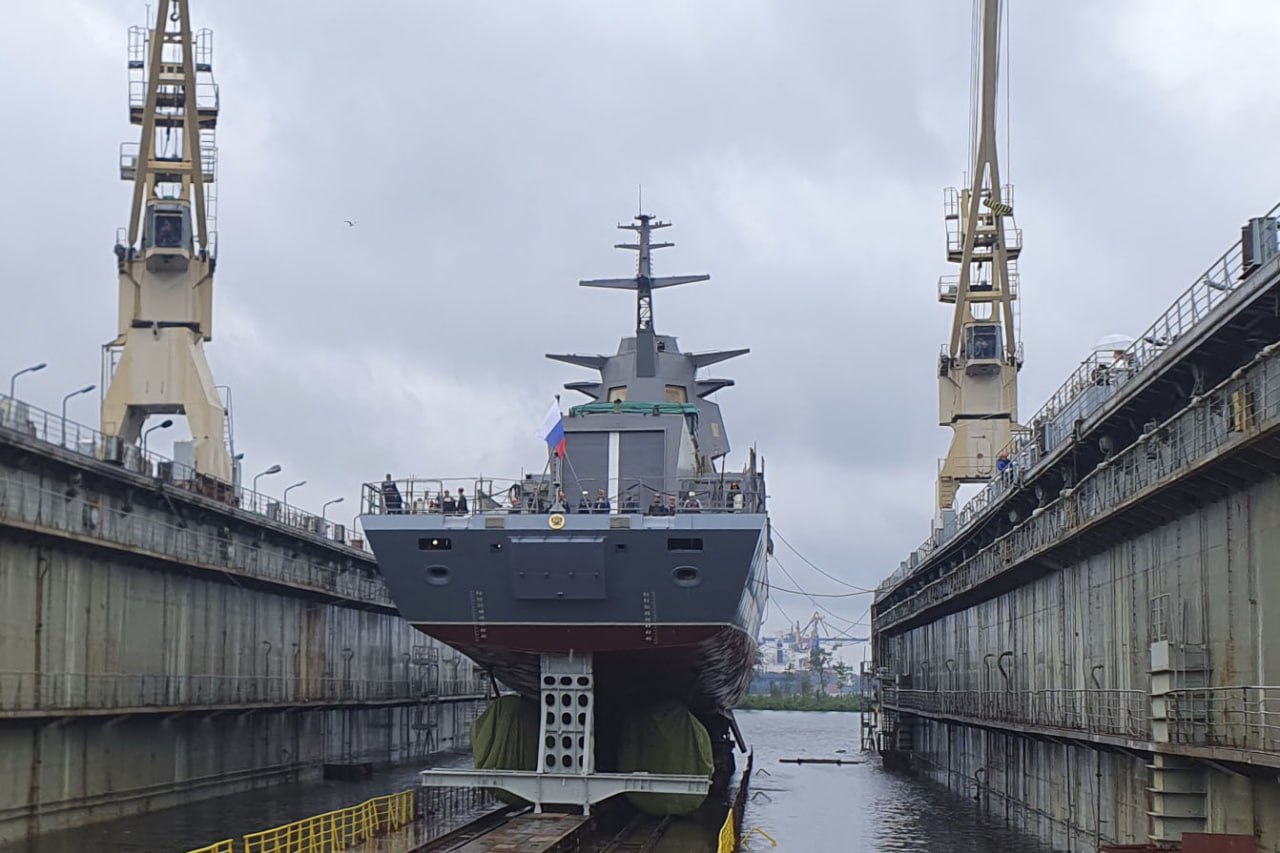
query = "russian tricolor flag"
xmin=537 ymin=401 xmax=566 ymax=458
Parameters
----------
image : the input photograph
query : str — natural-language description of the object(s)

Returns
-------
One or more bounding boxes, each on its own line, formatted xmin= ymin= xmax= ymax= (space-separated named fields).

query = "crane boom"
xmin=935 ymin=0 xmax=1023 ymax=520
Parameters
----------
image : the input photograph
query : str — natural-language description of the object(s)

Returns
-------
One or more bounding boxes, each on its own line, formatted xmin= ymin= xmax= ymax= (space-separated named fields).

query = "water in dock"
xmin=734 ymin=710 xmax=1050 ymax=852
xmin=5 ymin=711 xmax=1048 ymax=853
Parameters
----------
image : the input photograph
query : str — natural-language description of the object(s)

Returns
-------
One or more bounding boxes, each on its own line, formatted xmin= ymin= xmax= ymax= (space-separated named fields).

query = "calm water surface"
xmin=734 ymin=710 xmax=1050 ymax=853
xmin=10 ymin=711 xmax=1051 ymax=852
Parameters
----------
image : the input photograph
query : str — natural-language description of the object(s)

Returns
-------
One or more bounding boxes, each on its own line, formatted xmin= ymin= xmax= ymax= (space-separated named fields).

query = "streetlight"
xmin=141 ymin=418 xmax=174 ymax=456
xmin=8 ymin=362 xmax=47 ymax=399
xmin=283 ymin=480 xmax=307 ymax=507
xmin=321 ymin=496 xmax=345 ymax=522
xmin=253 ymin=464 xmax=282 ymax=495
xmin=60 ymin=384 xmax=96 ymax=447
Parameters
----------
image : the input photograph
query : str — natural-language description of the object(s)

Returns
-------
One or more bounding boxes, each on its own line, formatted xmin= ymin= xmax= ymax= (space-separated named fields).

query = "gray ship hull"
xmin=360 ymin=510 xmax=768 ymax=714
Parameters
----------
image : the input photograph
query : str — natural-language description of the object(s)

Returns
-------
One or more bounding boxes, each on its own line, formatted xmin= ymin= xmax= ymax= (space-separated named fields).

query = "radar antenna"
xmin=579 ymin=214 xmax=708 ymax=377
xmin=935 ymin=0 xmax=1023 ymax=519
xmin=101 ymin=0 xmax=233 ymax=483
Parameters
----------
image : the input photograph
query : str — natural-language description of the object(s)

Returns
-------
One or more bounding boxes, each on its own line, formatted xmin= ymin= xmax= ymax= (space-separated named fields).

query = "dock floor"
xmin=455 ymin=813 xmax=587 ymax=852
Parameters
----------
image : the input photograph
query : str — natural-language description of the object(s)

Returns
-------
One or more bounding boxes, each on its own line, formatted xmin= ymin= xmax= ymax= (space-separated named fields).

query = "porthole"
xmin=672 ymin=565 xmax=702 ymax=587
xmin=425 ymin=564 xmax=452 ymax=586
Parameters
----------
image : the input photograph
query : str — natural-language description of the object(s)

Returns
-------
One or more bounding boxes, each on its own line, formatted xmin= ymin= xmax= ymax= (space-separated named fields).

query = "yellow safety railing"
xmin=186 ymin=790 xmax=415 ymax=853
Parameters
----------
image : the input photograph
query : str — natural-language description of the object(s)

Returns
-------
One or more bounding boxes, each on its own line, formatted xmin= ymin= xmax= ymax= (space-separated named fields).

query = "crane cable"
xmin=771 ymin=554 xmax=867 ymax=632
xmin=1004 ymin=0 xmax=1012 ymax=185
xmin=771 ymin=523 xmax=875 ymax=593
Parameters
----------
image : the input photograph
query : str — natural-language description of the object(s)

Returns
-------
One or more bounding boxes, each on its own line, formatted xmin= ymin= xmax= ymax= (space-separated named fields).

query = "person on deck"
xmin=441 ymin=490 xmax=456 ymax=513
xmin=683 ymin=491 xmax=702 ymax=512
xmin=728 ymin=481 xmax=743 ymax=512
xmin=380 ymin=474 xmax=403 ymax=514
xmin=455 ymin=487 xmax=469 ymax=515
xmin=996 ymin=452 xmax=1013 ymax=485
xmin=577 ymin=491 xmax=591 ymax=514
xmin=594 ymin=488 xmax=611 ymax=514
xmin=647 ymin=494 xmax=665 ymax=515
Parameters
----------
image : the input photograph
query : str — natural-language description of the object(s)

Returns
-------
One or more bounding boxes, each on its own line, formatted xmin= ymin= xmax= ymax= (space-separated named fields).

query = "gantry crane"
xmin=936 ymin=0 xmax=1023 ymax=518
xmin=101 ymin=0 xmax=233 ymax=483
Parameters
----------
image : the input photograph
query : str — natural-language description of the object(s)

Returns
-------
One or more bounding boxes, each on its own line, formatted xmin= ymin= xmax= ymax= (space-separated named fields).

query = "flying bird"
xmin=344 ymin=220 xmax=357 ymax=227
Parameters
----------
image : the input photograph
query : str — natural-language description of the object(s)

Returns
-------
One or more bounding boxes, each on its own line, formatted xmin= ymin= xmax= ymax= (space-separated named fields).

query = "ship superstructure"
xmin=359 ymin=214 xmax=770 ymax=813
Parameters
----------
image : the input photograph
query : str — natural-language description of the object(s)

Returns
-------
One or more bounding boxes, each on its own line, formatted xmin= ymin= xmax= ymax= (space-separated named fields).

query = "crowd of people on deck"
xmin=376 ymin=475 xmax=754 ymax=516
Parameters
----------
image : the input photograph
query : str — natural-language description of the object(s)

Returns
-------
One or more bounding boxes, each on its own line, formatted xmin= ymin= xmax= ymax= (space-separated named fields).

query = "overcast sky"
xmin=3 ymin=0 xmax=1278 ymax=641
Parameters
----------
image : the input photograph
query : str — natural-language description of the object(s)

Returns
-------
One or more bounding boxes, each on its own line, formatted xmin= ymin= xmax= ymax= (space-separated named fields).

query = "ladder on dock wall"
xmin=1148 ymin=596 xmax=1211 ymax=842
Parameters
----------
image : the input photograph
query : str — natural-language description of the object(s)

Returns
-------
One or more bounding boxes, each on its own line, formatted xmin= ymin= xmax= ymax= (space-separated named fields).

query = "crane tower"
xmin=936 ymin=0 xmax=1023 ymax=518
xmin=101 ymin=0 xmax=233 ymax=483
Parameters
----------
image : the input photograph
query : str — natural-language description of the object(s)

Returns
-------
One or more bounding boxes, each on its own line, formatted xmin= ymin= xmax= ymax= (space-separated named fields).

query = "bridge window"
xmin=607 ymin=387 xmax=628 ymax=402
xmin=665 ymin=385 xmax=688 ymax=403
xmin=965 ymin=324 xmax=1001 ymax=360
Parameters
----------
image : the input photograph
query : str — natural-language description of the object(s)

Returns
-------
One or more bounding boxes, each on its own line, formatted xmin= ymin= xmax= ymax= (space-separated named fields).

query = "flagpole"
xmin=551 ymin=394 xmax=565 ymax=510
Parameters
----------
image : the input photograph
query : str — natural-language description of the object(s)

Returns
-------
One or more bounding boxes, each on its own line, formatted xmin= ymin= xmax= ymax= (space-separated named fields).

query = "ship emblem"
xmin=548 ymin=513 xmax=566 ymax=530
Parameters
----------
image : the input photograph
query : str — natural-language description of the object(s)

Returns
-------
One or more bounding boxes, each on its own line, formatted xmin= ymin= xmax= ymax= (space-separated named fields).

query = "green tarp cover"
xmin=471 ymin=695 xmax=539 ymax=804
xmin=616 ymin=699 xmax=713 ymax=816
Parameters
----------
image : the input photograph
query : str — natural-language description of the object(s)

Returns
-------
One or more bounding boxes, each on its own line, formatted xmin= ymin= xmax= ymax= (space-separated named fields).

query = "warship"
xmin=359 ymin=214 xmax=770 ymax=812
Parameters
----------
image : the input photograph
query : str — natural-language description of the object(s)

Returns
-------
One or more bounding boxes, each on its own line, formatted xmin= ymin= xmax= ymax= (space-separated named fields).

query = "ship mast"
xmin=580 ymin=214 xmax=709 ymax=377
xmin=935 ymin=0 xmax=1023 ymax=520
xmin=101 ymin=0 xmax=233 ymax=482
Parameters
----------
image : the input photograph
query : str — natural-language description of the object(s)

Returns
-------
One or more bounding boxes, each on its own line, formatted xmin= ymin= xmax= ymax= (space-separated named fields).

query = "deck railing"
xmin=362 ymin=473 xmax=767 ymax=517
xmin=0 ymin=474 xmax=395 ymax=608
xmin=878 ymin=341 xmax=1280 ymax=630
xmin=0 ymin=672 xmax=485 ymax=714
xmin=880 ymin=200 xmax=1280 ymax=599
xmin=0 ymin=394 xmax=358 ymax=548
xmin=1165 ymin=686 xmax=1280 ymax=754
xmin=884 ymin=687 xmax=1150 ymax=739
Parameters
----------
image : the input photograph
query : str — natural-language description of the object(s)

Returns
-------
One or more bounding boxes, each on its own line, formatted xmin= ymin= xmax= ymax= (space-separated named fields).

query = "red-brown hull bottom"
xmin=418 ymin=622 xmax=755 ymax=717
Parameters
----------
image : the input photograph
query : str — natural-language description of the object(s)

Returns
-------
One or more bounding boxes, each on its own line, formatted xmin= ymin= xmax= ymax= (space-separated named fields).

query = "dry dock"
xmin=872 ymin=205 xmax=1280 ymax=849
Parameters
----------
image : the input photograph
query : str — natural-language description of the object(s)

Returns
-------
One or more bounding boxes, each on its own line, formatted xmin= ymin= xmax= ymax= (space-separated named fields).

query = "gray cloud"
xmin=2 ymin=0 xmax=1278 ymax=637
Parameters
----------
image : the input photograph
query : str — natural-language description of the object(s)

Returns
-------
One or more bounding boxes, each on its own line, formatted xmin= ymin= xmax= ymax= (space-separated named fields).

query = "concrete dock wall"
xmin=910 ymin=722 xmax=1150 ymax=848
xmin=874 ymin=330 xmax=1280 ymax=848
xmin=884 ymin=479 xmax=1280 ymax=716
xmin=879 ymin=475 xmax=1280 ymax=848
xmin=0 ymin=427 xmax=484 ymax=845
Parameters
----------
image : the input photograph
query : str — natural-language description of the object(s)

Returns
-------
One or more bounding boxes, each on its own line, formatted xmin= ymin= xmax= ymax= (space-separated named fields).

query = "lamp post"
xmin=321 ymin=496 xmax=344 ymax=522
xmin=283 ymin=480 xmax=307 ymax=508
xmin=60 ymin=384 xmax=96 ymax=447
xmin=8 ymin=362 xmax=47 ymax=399
xmin=141 ymin=418 xmax=174 ymax=456
xmin=253 ymin=464 xmax=282 ymax=495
